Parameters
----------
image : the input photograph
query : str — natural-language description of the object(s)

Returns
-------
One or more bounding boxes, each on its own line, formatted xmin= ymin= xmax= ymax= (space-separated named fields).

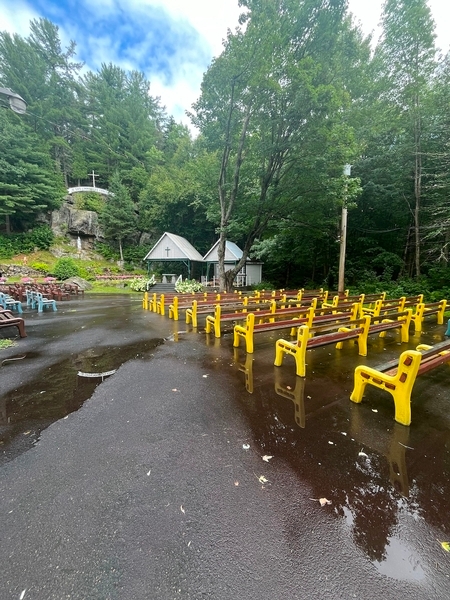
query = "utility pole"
xmin=338 ymin=164 xmax=351 ymax=294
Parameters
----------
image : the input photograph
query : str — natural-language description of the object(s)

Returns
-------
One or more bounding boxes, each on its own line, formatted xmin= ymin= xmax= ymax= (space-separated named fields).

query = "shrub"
xmin=27 ymin=225 xmax=54 ymax=250
xmin=251 ymin=281 xmax=275 ymax=291
xmin=31 ymin=262 xmax=50 ymax=273
xmin=53 ymin=258 xmax=79 ymax=280
xmin=73 ymin=192 xmax=105 ymax=213
xmin=175 ymin=279 xmax=203 ymax=293
xmin=129 ymin=275 xmax=156 ymax=291
xmin=0 ymin=225 xmax=54 ymax=258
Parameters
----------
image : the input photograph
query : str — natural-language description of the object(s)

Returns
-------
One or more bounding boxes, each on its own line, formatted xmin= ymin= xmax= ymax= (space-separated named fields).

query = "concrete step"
xmin=150 ymin=283 xmax=176 ymax=293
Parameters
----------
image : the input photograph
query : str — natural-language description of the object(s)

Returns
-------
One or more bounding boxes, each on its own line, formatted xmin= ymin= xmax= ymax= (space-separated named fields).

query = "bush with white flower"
xmin=129 ymin=275 xmax=156 ymax=292
xmin=175 ymin=278 xmax=204 ymax=293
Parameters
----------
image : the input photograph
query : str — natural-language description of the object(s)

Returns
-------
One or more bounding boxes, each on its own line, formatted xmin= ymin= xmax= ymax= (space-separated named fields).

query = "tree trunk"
xmin=119 ymin=238 xmax=124 ymax=262
xmin=5 ymin=215 xmax=11 ymax=234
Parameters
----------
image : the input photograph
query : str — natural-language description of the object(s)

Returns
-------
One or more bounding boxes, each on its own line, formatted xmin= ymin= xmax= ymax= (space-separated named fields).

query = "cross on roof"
xmin=165 ymin=246 xmax=171 ymax=257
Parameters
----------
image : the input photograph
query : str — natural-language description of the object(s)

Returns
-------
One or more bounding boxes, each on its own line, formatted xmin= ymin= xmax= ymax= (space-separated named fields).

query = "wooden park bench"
xmin=205 ymin=298 xmax=318 ymax=338
xmin=322 ymin=293 xmax=366 ymax=310
xmin=186 ymin=297 xmax=277 ymax=328
xmin=0 ymin=309 xmax=27 ymax=338
xmin=233 ymin=303 xmax=361 ymax=354
xmin=273 ymin=310 xmax=411 ymax=377
xmin=411 ymin=299 xmax=447 ymax=332
xmin=362 ymin=295 xmax=423 ymax=317
xmin=364 ymin=309 xmax=412 ymax=344
xmin=350 ymin=338 xmax=450 ymax=425
xmin=274 ymin=316 xmax=371 ymax=377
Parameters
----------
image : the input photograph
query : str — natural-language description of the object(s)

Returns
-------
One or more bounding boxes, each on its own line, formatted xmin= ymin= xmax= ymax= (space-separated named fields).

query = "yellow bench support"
xmin=350 ymin=341 xmax=450 ymax=425
xmin=350 ymin=351 xmax=422 ymax=426
xmin=411 ymin=299 xmax=447 ymax=332
xmin=274 ymin=316 xmax=370 ymax=377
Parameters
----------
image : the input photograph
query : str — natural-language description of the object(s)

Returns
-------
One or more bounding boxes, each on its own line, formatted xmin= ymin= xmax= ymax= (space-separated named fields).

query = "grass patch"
xmin=87 ymin=282 xmax=140 ymax=294
xmin=0 ymin=339 xmax=15 ymax=350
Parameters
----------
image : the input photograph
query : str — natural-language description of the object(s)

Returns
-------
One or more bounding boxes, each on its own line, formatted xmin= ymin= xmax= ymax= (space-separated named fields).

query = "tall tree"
xmin=372 ymin=0 xmax=437 ymax=277
xmin=0 ymin=109 xmax=65 ymax=232
xmin=100 ymin=172 xmax=137 ymax=262
xmin=192 ymin=0 xmax=362 ymax=291
xmin=0 ymin=18 xmax=85 ymax=186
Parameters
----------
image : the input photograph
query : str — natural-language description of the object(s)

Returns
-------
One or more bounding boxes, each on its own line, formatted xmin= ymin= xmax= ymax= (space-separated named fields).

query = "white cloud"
xmin=0 ymin=0 xmax=39 ymax=37
xmin=126 ymin=0 xmax=242 ymax=55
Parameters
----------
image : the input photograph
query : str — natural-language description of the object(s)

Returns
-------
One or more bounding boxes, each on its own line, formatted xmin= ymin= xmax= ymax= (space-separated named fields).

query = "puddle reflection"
xmin=0 ymin=338 xmax=162 ymax=465
xmin=229 ymin=348 xmax=450 ymax=575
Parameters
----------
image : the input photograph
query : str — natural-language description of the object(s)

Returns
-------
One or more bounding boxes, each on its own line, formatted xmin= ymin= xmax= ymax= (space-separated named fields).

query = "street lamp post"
xmin=338 ymin=164 xmax=351 ymax=294
xmin=0 ymin=87 xmax=27 ymax=114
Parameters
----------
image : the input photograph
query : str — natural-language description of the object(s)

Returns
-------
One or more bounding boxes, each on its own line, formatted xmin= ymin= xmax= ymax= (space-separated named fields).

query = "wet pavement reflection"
xmin=1 ymin=295 xmax=449 ymax=593
xmin=223 ymin=327 xmax=450 ymax=584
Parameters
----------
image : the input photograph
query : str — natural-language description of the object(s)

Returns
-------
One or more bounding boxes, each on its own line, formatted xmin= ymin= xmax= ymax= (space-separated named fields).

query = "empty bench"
xmin=411 ymin=299 xmax=447 ymax=332
xmin=205 ymin=298 xmax=318 ymax=338
xmin=350 ymin=338 xmax=450 ymax=426
xmin=233 ymin=304 xmax=361 ymax=354
xmin=0 ymin=309 xmax=27 ymax=338
xmin=274 ymin=316 xmax=371 ymax=377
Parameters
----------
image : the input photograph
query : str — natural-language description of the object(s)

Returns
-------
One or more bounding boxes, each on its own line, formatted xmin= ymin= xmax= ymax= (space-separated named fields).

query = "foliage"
xmin=250 ymin=281 xmax=275 ymax=291
xmin=30 ymin=261 xmax=49 ymax=273
xmin=129 ymin=275 xmax=156 ymax=291
xmin=99 ymin=172 xmax=137 ymax=261
xmin=73 ymin=192 xmax=105 ymax=213
xmin=0 ymin=225 xmax=55 ymax=258
xmin=0 ymin=339 xmax=14 ymax=350
xmin=52 ymin=257 xmax=79 ymax=280
xmin=175 ymin=279 xmax=203 ymax=293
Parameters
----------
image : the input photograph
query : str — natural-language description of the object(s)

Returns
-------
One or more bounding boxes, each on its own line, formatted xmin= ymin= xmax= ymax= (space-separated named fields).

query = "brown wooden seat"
xmin=0 ymin=309 xmax=27 ymax=338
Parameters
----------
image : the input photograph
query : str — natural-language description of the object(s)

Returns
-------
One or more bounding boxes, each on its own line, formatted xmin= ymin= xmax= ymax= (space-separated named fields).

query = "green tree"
xmin=370 ymin=0 xmax=437 ymax=277
xmin=100 ymin=172 xmax=137 ymax=262
xmin=0 ymin=19 xmax=85 ymax=186
xmin=0 ymin=109 xmax=64 ymax=233
xmin=191 ymin=0 xmax=361 ymax=291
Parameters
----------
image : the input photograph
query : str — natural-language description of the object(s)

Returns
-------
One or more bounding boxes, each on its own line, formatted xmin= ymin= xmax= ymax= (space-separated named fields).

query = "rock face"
xmin=51 ymin=202 xmax=102 ymax=238
xmin=64 ymin=276 xmax=93 ymax=291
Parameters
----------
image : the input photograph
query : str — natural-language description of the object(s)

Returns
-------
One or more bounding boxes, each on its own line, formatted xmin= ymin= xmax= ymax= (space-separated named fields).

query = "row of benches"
xmin=143 ymin=288 xmax=449 ymax=426
xmin=144 ymin=289 xmax=445 ymax=336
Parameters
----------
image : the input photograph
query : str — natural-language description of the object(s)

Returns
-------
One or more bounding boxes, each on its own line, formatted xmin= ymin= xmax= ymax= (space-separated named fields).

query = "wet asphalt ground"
xmin=0 ymin=294 xmax=449 ymax=600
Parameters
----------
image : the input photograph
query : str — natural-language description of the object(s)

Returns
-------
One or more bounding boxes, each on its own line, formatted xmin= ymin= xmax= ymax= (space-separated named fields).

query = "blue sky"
xmin=1 ymin=0 xmax=449 ymax=130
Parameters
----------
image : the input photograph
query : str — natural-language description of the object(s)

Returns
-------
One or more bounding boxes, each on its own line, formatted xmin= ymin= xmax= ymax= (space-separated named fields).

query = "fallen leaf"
xmin=372 ymin=409 xmax=378 ymax=413
xmin=328 ymin=441 xmax=334 ymax=445
xmin=319 ymin=497 xmax=332 ymax=506
xmin=262 ymin=455 xmax=273 ymax=462
xmin=286 ymin=385 xmax=292 ymax=390
xmin=307 ymin=395 xmax=312 ymax=399
xmin=234 ymin=481 xmax=239 ymax=486
xmin=358 ymin=451 xmax=369 ymax=458
xmin=310 ymin=497 xmax=332 ymax=506
xmin=171 ymin=388 xmax=178 ymax=392
xmin=258 ymin=475 xmax=268 ymax=484
xmin=242 ymin=443 xmax=250 ymax=450
xmin=440 ymin=541 xmax=450 ymax=552
xmin=147 ymin=470 xmax=151 ymax=476
xmin=180 ymin=505 xmax=185 ymax=514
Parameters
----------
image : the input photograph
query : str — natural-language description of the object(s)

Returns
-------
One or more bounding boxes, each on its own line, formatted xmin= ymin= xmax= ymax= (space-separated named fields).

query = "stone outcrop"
xmin=64 ymin=276 xmax=92 ymax=291
xmin=51 ymin=202 xmax=102 ymax=238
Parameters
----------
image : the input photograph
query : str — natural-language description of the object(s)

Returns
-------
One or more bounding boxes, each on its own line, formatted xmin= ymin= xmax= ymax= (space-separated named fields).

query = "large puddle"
xmin=0 ymin=338 xmax=162 ymax=465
